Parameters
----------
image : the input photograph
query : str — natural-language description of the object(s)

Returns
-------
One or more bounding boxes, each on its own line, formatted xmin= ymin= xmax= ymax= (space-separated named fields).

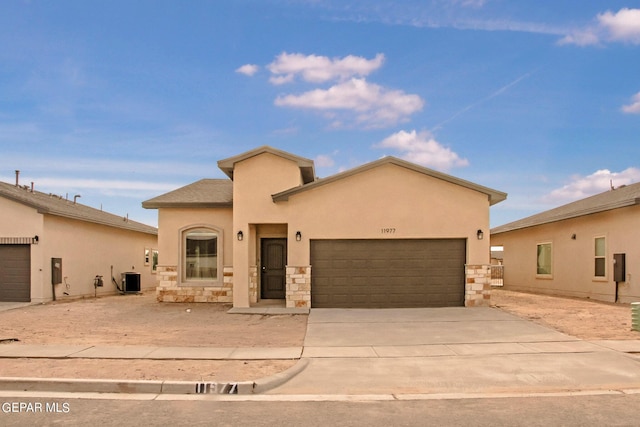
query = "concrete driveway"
xmin=266 ymin=307 xmax=640 ymax=395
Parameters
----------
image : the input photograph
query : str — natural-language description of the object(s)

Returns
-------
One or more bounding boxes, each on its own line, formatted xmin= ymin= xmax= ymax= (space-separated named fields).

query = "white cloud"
xmin=274 ymin=78 xmax=423 ymax=128
xmin=236 ymin=64 xmax=259 ymax=76
xmin=267 ymin=52 xmax=385 ymax=85
xmin=315 ymin=154 xmax=335 ymax=168
xmin=557 ymin=29 xmax=601 ymax=47
xmin=452 ymin=0 xmax=486 ymax=7
xmin=543 ymin=167 xmax=640 ymax=204
xmin=559 ymin=8 xmax=640 ymax=46
xmin=20 ymin=177 xmax=177 ymax=193
xmin=622 ymin=91 xmax=640 ymax=114
xmin=599 ymin=8 xmax=640 ymax=43
xmin=374 ymin=130 xmax=469 ymax=171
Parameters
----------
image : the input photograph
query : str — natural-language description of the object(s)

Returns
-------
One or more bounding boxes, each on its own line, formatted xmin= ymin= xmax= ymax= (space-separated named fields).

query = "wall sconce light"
xmin=295 ymin=231 xmax=302 ymax=242
xmin=237 ymin=231 xmax=243 ymax=241
xmin=571 ymin=234 xmax=577 ymax=240
xmin=476 ymin=229 xmax=484 ymax=240
xmin=32 ymin=235 xmax=39 ymax=244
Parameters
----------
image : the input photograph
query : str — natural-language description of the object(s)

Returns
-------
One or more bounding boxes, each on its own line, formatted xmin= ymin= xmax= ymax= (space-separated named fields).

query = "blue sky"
xmin=1 ymin=0 xmax=639 ymax=228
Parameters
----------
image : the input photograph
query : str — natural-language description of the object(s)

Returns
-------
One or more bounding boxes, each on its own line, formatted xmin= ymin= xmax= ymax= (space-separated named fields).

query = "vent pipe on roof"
xmin=15 ymin=170 xmax=19 ymax=187
xmin=31 ymin=182 xmax=34 ymax=193
xmin=73 ymin=194 xmax=81 ymax=204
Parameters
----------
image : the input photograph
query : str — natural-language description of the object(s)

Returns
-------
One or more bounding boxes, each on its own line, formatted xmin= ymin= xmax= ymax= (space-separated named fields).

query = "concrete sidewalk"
xmin=0 ymin=343 xmax=301 ymax=360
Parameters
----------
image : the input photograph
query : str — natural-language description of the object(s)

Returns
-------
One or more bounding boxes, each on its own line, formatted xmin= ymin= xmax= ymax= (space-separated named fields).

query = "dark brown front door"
xmin=261 ymin=238 xmax=287 ymax=299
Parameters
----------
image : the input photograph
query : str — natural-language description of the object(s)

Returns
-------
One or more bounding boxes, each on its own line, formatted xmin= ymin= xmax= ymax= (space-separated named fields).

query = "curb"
xmin=0 ymin=360 xmax=309 ymax=395
xmin=0 ymin=377 xmax=164 ymax=394
xmin=253 ymin=358 xmax=309 ymax=394
xmin=0 ymin=376 xmax=256 ymax=395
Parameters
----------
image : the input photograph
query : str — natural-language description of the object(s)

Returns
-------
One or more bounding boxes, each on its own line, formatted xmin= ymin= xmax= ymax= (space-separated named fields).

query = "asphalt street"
xmin=2 ymin=392 xmax=640 ymax=426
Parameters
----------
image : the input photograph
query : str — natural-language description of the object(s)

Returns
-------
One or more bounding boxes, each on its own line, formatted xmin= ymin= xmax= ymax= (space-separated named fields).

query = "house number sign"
xmin=381 ymin=228 xmax=396 ymax=234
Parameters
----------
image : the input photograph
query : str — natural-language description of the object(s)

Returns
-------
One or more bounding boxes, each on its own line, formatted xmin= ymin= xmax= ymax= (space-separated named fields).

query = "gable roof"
xmin=142 ymin=179 xmax=233 ymax=209
xmin=0 ymin=181 xmax=157 ymax=235
xmin=217 ymin=145 xmax=315 ymax=184
xmin=491 ymin=182 xmax=640 ymax=234
xmin=272 ymin=156 xmax=507 ymax=206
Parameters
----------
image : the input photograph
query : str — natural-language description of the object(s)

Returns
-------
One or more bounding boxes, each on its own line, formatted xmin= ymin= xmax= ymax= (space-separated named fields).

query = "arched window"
xmin=183 ymin=227 xmax=221 ymax=283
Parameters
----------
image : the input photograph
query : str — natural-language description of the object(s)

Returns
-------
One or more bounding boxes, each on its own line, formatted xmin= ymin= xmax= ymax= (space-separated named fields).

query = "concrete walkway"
xmin=1 ymin=307 xmax=640 ymax=395
xmin=0 ymin=344 xmax=301 ymax=360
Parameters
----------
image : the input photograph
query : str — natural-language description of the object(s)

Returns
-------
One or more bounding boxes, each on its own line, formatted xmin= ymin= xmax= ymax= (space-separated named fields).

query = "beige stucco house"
xmin=143 ymin=146 xmax=506 ymax=309
xmin=491 ymin=182 xmax=640 ymax=303
xmin=0 ymin=179 xmax=158 ymax=303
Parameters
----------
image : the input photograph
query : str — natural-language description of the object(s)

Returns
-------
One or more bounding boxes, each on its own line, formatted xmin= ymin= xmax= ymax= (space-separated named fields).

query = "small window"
xmin=152 ymin=249 xmax=159 ymax=273
xmin=594 ymin=237 xmax=606 ymax=278
xmin=184 ymin=228 xmax=218 ymax=281
xmin=537 ymin=243 xmax=552 ymax=276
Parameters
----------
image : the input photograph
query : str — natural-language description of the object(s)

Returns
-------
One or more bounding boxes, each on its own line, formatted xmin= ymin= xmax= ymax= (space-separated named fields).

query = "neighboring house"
xmin=490 ymin=183 xmax=640 ymax=303
xmin=0 ymin=178 xmax=158 ymax=303
xmin=143 ymin=146 xmax=506 ymax=309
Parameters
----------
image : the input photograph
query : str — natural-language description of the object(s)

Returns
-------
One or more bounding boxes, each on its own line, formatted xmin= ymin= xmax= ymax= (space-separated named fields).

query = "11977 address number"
xmin=381 ymin=228 xmax=396 ymax=234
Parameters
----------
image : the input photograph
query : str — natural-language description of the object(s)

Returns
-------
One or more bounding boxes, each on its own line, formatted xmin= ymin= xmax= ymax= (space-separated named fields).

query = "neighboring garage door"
xmin=0 ymin=245 xmax=31 ymax=302
xmin=310 ymin=239 xmax=466 ymax=308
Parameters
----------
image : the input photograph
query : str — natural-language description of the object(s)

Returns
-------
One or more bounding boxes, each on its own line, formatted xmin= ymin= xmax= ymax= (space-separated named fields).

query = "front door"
xmin=261 ymin=238 xmax=287 ymax=299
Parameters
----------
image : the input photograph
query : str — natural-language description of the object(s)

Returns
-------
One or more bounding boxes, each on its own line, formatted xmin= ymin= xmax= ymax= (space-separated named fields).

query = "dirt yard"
xmin=0 ymin=289 xmax=638 ymax=382
xmin=0 ymin=291 xmax=307 ymax=347
xmin=0 ymin=291 xmax=307 ymax=381
xmin=491 ymin=288 xmax=639 ymax=340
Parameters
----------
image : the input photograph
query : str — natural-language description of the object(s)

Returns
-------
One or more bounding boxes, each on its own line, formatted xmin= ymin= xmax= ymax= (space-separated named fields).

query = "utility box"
xmin=614 ymin=253 xmax=626 ymax=283
xmin=122 ymin=272 xmax=141 ymax=293
xmin=51 ymin=258 xmax=62 ymax=285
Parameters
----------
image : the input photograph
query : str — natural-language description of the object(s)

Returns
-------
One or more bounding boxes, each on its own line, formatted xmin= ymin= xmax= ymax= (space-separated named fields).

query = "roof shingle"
xmin=491 ymin=182 xmax=640 ymax=234
xmin=0 ymin=181 xmax=157 ymax=235
xmin=142 ymin=179 xmax=233 ymax=208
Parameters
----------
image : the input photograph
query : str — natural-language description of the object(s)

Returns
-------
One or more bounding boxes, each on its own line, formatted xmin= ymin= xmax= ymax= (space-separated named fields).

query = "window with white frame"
xmin=183 ymin=228 xmax=219 ymax=282
xmin=537 ymin=242 xmax=552 ymax=276
xmin=594 ymin=236 xmax=606 ymax=278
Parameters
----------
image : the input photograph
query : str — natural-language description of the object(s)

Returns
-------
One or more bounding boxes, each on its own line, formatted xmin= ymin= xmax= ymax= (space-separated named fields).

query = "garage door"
xmin=310 ymin=239 xmax=466 ymax=308
xmin=0 ymin=245 xmax=31 ymax=302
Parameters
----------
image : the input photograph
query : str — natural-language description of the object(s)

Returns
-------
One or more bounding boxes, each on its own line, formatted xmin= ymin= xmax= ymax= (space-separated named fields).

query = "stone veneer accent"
xmin=464 ymin=264 xmax=491 ymax=307
xmin=285 ymin=266 xmax=311 ymax=308
xmin=155 ymin=265 xmax=233 ymax=303
xmin=249 ymin=266 xmax=258 ymax=304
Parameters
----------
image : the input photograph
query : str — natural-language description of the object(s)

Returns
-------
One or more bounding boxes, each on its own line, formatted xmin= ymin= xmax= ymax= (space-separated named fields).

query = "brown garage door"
xmin=0 ymin=245 xmax=31 ymax=302
xmin=310 ymin=239 xmax=466 ymax=308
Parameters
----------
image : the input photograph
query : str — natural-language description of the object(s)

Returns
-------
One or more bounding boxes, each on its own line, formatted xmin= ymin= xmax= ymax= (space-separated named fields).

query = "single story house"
xmin=143 ymin=146 xmax=506 ymax=309
xmin=0 ymin=177 xmax=158 ymax=303
xmin=490 ymin=182 xmax=640 ymax=303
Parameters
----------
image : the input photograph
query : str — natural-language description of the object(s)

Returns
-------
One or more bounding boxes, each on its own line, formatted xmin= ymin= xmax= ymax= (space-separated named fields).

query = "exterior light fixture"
xmin=476 ymin=229 xmax=484 ymax=240
xmin=237 ymin=231 xmax=243 ymax=241
xmin=33 ymin=235 xmax=39 ymax=244
xmin=295 ymin=231 xmax=302 ymax=242
xmin=571 ymin=234 xmax=577 ymax=240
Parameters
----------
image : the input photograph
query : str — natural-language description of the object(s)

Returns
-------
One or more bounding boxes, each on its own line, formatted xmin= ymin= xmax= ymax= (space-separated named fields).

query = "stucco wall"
xmin=231 ymin=153 xmax=304 ymax=306
xmin=284 ymin=163 xmax=491 ymax=267
xmin=42 ymin=215 xmax=157 ymax=302
xmin=0 ymin=197 xmax=157 ymax=302
xmin=491 ymin=205 xmax=640 ymax=303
